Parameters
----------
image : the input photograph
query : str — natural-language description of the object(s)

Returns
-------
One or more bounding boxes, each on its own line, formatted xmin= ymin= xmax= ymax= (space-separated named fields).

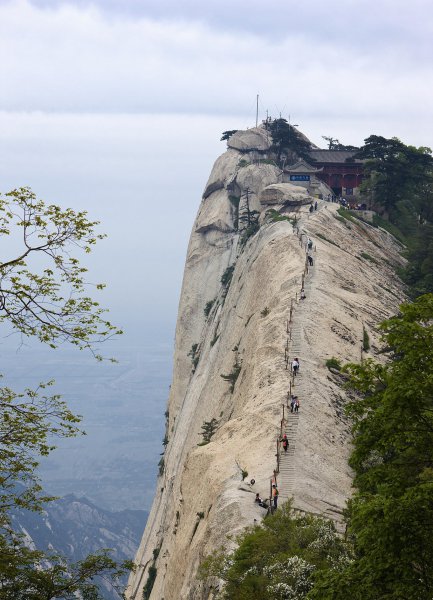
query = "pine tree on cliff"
xmin=269 ymin=118 xmax=312 ymax=163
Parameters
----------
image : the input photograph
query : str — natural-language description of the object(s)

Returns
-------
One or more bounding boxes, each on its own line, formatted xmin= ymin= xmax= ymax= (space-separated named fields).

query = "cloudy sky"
xmin=1 ymin=0 xmax=433 ymax=340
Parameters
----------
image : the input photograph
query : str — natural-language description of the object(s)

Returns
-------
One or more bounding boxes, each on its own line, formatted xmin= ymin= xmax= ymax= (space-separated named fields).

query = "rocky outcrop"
xmin=126 ymin=129 xmax=406 ymax=600
xmin=259 ymin=182 xmax=311 ymax=206
xmin=227 ymin=126 xmax=272 ymax=153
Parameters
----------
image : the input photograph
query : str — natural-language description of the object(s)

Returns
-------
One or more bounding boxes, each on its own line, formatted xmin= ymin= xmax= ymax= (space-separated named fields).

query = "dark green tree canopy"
xmin=354 ymin=135 xmax=433 ymax=216
xmin=269 ymin=118 xmax=312 ymax=162
xmin=354 ymin=135 xmax=433 ymax=296
xmin=322 ymin=135 xmax=359 ymax=152
xmin=220 ymin=130 xmax=238 ymax=141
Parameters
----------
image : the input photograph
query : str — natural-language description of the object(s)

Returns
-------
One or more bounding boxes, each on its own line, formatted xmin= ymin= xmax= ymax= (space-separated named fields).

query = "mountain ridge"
xmin=127 ymin=127 xmax=406 ymax=600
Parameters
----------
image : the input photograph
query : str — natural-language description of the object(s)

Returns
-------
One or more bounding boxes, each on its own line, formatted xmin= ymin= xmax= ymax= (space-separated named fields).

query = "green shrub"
xmin=238 ymin=159 xmax=249 ymax=168
xmin=221 ymin=359 xmax=242 ymax=393
xmin=198 ymin=418 xmax=219 ymax=445
xmin=317 ymin=232 xmax=340 ymax=248
xmin=142 ymin=565 xmax=157 ymax=600
xmin=257 ymin=158 xmax=278 ymax=166
xmin=188 ymin=343 xmax=200 ymax=372
xmin=360 ymin=251 xmax=378 ymax=264
xmin=266 ymin=209 xmax=294 ymax=223
xmin=337 ymin=207 xmax=358 ymax=223
xmin=363 ymin=327 xmax=370 ymax=352
xmin=158 ymin=456 xmax=165 ymax=476
xmin=240 ymin=221 xmax=260 ymax=247
xmin=326 ymin=357 xmax=342 ymax=371
xmin=210 ymin=333 xmax=220 ymax=347
xmin=260 ymin=307 xmax=270 ymax=317
xmin=221 ymin=265 xmax=235 ymax=287
xmin=204 ymin=299 xmax=215 ymax=317
xmin=142 ymin=547 xmax=161 ymax=599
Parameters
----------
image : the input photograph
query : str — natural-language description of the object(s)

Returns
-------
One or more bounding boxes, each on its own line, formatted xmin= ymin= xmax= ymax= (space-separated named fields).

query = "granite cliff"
xmin=126 ymin=126 xmax=406 ymax=600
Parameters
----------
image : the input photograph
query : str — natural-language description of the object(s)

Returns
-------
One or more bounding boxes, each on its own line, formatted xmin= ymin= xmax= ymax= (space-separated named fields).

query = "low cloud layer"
xmin=1 ymin=0 xmax=432 ymax=142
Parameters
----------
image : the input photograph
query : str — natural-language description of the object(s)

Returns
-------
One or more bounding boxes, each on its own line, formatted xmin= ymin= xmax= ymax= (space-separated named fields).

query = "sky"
xmin=1 ymin=0 xmax=433 ymax=339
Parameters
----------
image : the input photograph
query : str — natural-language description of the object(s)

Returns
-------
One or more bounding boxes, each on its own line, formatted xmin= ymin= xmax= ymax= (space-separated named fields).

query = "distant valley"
xmin=11 ymin=493 xmax=148 ymax=600
xmin=2 ymin=339 xmax=172 ymax=511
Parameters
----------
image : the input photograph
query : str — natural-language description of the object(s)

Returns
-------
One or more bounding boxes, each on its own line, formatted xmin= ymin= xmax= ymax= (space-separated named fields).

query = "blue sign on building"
xmin=290 ymin=175 xmax=310 ymax=182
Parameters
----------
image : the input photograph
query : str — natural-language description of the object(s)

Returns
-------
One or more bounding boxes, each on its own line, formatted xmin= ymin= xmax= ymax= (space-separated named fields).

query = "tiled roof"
xmin=307 ymin=150 xmax=363 ymax=164
xmin=284 ymin=159 xmax=323 ymax=173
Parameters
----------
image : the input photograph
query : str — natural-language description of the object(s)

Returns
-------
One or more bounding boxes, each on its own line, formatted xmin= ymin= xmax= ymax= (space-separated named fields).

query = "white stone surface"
xmin=227 ymin=126 xmax=272 ymax=152
xmin=260 ymin=182 xmax=311 ymax=205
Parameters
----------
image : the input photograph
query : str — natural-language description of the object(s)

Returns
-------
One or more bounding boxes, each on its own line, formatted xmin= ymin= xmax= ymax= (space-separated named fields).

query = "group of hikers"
xmin=255 ymin=483 xmax=279 ymax=511
xmin=253 ymin=230 xmax=316 ymax=514
xmin=290 ymin=395 xmax=300 ymax=413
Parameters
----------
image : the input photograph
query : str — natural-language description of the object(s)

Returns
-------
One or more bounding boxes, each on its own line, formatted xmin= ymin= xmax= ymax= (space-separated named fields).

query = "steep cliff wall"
xmin=126 ymin=128 xmax=406 ymax=600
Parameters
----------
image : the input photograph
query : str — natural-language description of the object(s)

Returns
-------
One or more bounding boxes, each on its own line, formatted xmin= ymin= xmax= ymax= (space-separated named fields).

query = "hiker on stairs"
xmin=272 ymin=484 xmax=279 ymax=510
xmin=281 ymin=433 xmax=289 ymax=452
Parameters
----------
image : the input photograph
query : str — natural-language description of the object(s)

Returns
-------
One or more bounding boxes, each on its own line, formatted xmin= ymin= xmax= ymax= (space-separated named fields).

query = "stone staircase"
xmin=278 ymin=211 xmax=318 ymax=503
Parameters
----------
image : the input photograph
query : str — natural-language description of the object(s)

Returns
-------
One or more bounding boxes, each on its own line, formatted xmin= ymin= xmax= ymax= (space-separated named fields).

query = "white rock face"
xmin=202 ymin=149 xmax=240 ymax=199
xmin=227 ymin=126 xmax=272 ymax=152
xmin=126 ymin=140 xmax=406 ymax=600
xmin=260 ymin=182 xmax=311 ymax=206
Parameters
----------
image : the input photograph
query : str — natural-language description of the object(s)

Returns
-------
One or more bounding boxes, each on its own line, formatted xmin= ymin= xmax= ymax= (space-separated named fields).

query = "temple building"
xmin=283 ymin=150 xmax=364 ymax=198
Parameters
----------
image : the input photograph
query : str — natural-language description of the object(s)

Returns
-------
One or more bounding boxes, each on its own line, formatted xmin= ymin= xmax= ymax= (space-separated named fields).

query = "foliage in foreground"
xmin=0 ymin=188 xmax=127 ymax=597
xmin=311 ymin=294 xmax=433 ymax=599
xmin=0 ymin=535 xmax=133 ymax=600
xmin=199 ymin=502 xmax=352 ymax=599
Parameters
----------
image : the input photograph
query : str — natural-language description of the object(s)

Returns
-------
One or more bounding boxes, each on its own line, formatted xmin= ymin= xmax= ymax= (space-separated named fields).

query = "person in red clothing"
xmin=281 ymin=434 xmax=289 ymax=452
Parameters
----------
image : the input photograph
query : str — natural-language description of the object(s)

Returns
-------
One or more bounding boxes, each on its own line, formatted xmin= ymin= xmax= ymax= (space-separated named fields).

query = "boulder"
xmin=260 ymin=183 xmax=311 ymax=206
xmin=227 ymin=127 xmax=272 ymax=153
